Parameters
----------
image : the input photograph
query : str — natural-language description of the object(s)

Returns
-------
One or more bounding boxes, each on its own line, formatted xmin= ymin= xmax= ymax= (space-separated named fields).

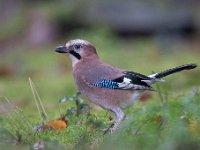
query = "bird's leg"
xmin=109 ymin=108 xmax=125 ymax=133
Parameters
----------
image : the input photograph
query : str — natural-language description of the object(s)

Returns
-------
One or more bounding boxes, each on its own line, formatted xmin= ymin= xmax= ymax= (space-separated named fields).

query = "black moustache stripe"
xmin=69 ymin=51 xmax=81 ymax=60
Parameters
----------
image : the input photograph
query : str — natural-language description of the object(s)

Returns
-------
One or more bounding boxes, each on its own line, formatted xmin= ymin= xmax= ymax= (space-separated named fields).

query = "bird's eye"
xmin=74 ymin=44 xmax=82 ymax=50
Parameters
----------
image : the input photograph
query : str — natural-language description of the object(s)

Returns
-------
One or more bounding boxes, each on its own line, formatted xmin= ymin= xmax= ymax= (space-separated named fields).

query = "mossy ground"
xmin=0 ymin=31 xmax=200 ymax=149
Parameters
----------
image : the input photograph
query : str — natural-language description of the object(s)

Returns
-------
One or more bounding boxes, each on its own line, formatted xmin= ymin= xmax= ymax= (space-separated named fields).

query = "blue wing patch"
xmin=92 ymin=79 xmax=119 ymax=89
xmin=87 ymin=71 xmax=155 ymax=91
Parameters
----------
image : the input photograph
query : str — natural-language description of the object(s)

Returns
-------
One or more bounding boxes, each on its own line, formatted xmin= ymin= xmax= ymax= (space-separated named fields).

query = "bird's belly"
xmin=73 ymin=73 xmax=143 ymax=110
xmin=79 ymin=84 xmax=143 ymax=110
xmin=119 ymin=91 xmax=143 ymax=109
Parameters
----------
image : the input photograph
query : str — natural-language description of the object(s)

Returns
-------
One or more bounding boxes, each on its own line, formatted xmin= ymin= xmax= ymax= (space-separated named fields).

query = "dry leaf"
xmin=139 ymin=92 xmax=152 ymax=102
xmin=47 ymin=116 xmax=67 ymax=129
xmin=188 ymin=119 xmax=200 ymax=133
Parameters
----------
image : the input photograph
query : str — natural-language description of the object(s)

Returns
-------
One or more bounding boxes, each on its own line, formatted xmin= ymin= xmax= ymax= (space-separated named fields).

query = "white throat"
xmin=69 ymin=54 xmax=79 ymax=67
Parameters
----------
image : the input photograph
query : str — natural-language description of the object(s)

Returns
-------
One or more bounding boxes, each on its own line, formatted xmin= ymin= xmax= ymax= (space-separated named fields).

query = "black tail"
xmin=155 ymin=64 xmax=197 ymax=78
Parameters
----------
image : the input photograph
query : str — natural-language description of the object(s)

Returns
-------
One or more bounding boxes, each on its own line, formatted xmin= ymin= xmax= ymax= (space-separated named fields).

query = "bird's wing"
xmin=84 ymin=69 xmax=155 ymax=91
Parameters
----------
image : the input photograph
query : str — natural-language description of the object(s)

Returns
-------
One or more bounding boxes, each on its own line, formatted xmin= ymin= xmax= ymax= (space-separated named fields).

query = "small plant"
xmin=29 ymin=77 xmax=68 ymax=131
xmin=59 ymin=92 xmax=90 ymax=117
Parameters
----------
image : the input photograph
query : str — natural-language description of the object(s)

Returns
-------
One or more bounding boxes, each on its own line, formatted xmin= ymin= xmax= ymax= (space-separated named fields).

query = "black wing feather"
xmin=112 ymin=71 xmax=154 ymax=90
xmin=87 ymin=71 xmax=154 ymax=91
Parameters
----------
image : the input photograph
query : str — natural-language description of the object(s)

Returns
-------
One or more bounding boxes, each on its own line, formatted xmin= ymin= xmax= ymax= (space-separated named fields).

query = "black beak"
xmin=55 ymin=45 xmax=68 ymax=53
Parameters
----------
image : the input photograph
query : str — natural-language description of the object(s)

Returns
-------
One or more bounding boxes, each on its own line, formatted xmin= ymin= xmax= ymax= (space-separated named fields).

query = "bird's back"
xmin=72 ymin=59 xmax=139 ymax=109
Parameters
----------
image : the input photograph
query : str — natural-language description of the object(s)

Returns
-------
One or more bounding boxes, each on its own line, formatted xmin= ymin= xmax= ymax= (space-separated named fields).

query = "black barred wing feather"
xmin=114 ymin=71 xmax=154 ymax=90
xmin=89 ymin=71 xmax=155 ymax=91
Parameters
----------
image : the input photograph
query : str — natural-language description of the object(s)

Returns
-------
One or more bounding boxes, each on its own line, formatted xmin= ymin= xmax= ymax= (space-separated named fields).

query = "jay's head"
xmin=55 ymin=39 xmax=98 ymax=65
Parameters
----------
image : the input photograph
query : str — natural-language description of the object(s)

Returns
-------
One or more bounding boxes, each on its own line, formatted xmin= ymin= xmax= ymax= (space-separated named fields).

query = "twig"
xmin=34 ymin=85 xmax=48 ymax=119
xmin=4 ymin=96 xmax=32 ymax=129
xmin=1 ymin=97 xmax=33 ymax=144
xmin=29 ymin=77 xmax=48 ymax=122
xmin=155 ymin=83 xmax=164 ymax=104
xmin=29 ymin=78 xmax=43 ymax=122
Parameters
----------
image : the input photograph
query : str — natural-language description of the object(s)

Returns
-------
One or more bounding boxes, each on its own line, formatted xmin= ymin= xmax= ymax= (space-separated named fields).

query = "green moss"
xmin=0 ymin=36 xmax=200 ymax=149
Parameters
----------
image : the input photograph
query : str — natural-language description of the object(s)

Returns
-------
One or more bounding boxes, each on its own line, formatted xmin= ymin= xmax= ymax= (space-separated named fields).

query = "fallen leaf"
xmin=139 ymin=92 xmax=152 ymax=102
xmin=153 ymin=115 xmax=166 ymax=126
xmin=47 ymin=116 xmax=67 ymax=129
xmin=0 ymin=66 xmax=15 ymax=77
xmin=188 ymin=119 xmax=200 ymax=133
xmin=33 ymin=116 xmax=68 ymax=132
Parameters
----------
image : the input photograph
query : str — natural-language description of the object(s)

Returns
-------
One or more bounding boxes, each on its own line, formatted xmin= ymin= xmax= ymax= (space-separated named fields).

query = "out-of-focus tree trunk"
xmin=0 ymin=0 xmax=21 ymax=22
xmin=26 ymin=9 xmax=56 ymax=46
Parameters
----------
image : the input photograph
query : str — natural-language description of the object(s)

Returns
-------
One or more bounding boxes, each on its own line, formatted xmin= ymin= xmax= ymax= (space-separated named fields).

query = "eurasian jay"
xmin=55 ymin=39 xmax=197 ymax=132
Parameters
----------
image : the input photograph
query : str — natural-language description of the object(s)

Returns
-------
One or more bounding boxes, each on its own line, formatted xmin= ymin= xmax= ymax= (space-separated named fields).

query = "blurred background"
xmin=1 ymin=0 xmax=200 ymax=47
xmin=0 ymin=0 xmax=200 ymax=149
xmin=0 ymin=0 xmax=200 ymax=115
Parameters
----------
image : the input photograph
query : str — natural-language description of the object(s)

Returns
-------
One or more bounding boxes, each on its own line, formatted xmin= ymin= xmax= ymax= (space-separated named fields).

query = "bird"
xmin=55 ymin=39 xmax=197 ymax=132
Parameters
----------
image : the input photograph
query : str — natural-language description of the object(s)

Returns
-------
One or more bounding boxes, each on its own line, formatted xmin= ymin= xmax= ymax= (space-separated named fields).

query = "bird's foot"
xmin=103 ymin=122 xmax=122 ymax=134
xmin=103 ymin=123 xmax=115 ymax=134
xmin=103 ymin=108 xmax=125 ymax=134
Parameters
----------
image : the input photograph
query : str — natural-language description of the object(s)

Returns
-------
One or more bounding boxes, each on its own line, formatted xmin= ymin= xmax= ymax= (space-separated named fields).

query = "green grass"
xmin=0 ymin=31 xmax=200 ymax=149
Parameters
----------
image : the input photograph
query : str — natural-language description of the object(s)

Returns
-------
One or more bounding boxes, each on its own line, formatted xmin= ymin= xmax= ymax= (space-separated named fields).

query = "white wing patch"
xmin=148 ymin=73 xmax=158 ymax=78
xmin=146 ymin=73 xmax=165 ymax=84
xmin=117 ymin=77 xmax=153 ymax=90
xmin=118 ymin=77 xmax=132 ymax=89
